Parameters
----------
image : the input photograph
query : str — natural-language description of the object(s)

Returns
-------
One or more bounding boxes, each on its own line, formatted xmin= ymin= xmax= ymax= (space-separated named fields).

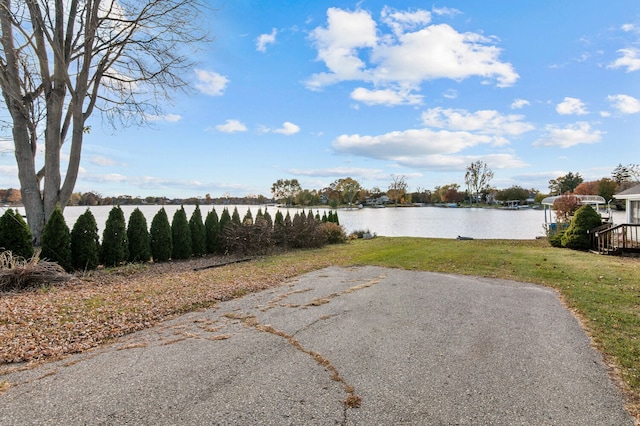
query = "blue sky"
xmin=2 ymin=0 xmax=639 ymax=199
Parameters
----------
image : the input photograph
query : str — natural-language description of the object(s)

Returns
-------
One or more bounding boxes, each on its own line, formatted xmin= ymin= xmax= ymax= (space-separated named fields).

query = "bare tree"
xmin=0 ymin=0 xmax=207 ymax=244
xmin=388 ymin=174 xmax=408 ymax=206
xmin=465 ymin=161 xmax=494 ymax=205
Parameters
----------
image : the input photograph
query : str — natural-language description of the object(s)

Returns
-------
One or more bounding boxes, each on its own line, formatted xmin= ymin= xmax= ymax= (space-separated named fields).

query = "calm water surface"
xmin=59 ymin=204 xmax=626 ymax=240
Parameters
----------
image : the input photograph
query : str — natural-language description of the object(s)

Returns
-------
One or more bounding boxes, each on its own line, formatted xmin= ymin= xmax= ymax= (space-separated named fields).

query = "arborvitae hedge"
xmin=101 ymin=206 xmax=129 ymax=267
xmin=243 ymin=208 xmax=253 ymax=224
xmin=171 ymin=206 xmax=192 ymax=259
xmin=263 ymin=209 xmax=273 ymax=229
xmin=189 ymin=205 xmax=206 ymax=257
xmin=150 ymin=208 xmax=172 ymax=262
xmin=219 ymin=208 xmax=231 ymax=229
xmin=41 ymin=206 xmax=72 ymax=271
xmin=231 ymin=207 xmax=241 ymax=225
xmin=127 ymin=208 xmax=151 ymax=263
xmin=70 ymin=209 xmax=100 ymax=271
xmin=205 ymin=208 xmax=220 ymax=254
xmin=0 ymin=209 xmax=34 ymax=259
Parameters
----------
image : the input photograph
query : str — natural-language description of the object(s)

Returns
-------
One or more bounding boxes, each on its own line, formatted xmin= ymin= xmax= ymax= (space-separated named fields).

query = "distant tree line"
xmin=3 ymin=164 xmax=637 ymax=214
xmin=0 ymin=205 xmax=344 ymax=273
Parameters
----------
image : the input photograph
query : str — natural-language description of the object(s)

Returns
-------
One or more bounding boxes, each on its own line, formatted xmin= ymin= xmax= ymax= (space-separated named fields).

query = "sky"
xmin=1 ymin=0 xmax=639 ymax=199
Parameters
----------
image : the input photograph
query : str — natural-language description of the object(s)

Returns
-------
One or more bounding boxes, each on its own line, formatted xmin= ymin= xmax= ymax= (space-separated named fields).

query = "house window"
xmin=631 ymin=200 xmax=640 ymax=224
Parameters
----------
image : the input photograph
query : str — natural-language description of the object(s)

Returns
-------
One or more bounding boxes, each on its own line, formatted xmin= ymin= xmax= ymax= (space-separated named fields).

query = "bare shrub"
xmin=321 ymin=222 xmax=347 ymax=244
xmin=0 ymin=251 xmax=71 ymax=292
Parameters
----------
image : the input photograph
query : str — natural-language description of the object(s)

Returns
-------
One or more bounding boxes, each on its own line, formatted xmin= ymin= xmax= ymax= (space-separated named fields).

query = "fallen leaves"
xmin=0 ymin=252 xmax=336 ymax=369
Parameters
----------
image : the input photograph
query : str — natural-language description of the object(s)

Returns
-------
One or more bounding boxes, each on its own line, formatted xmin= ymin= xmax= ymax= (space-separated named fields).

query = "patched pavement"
xmin=0 ymin=266 xmax=634 ymax=425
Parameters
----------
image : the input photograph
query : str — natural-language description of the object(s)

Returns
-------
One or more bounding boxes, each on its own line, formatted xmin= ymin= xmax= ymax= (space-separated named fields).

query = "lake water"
xmin=56 ymin=204 xmax=627 ymax=240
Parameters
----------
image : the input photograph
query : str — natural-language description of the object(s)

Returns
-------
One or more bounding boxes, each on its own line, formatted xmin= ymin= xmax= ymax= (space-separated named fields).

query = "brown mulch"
xmin=0 ymin=253 xmax=334 ymax=372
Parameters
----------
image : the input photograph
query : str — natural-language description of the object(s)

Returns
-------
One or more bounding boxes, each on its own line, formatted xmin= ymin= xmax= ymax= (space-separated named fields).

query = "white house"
xmin=614 ymin=184 xmax=640 ymax=224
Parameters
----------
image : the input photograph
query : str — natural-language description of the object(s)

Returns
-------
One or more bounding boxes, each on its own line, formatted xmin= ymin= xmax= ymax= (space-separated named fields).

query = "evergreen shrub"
xmin=205 ymin=208 xmax=220 ymax=254
xmin=41 ymin=206 xmax=72 ymax=270
xmin=0 ymin=209 xmax=34 ymax=259
xmin=190 ymin=205 xmax=206 ymax=257
xmin=127 ymin=208 xmax=151 ymax=263
xmin=231 ymin=207 xmax=241 ymax=225
xmin=171 ymin=206 xmax=192 ymax=259
xmin=70 ymin=209 xmax=100 ymax=270
xmin=561 ymin=204 xmax=603 ymax=250
xmin=150 ymin=208 xmax=172 ymax=262
xmin=101 ymin=206 xmax=129 ymax=267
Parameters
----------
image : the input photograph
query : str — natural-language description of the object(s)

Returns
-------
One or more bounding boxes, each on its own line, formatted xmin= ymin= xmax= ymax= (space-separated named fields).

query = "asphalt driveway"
xmin=0 ymin=266 xmax=634 ymax=425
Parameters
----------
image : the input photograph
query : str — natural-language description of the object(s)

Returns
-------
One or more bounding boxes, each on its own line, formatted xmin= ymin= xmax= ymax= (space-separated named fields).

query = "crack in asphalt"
xmin=221 ymin=273 xmax=387 ymax=418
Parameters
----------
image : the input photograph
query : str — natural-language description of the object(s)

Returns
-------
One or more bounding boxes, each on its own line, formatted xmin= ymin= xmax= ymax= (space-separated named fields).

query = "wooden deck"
xmin=590 ymin=223 xmax=640 ymax=255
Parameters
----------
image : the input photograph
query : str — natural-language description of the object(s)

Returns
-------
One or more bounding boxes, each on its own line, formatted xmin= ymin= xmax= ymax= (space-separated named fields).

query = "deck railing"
xmin=590 ymin=223 xmax=640 ymax=254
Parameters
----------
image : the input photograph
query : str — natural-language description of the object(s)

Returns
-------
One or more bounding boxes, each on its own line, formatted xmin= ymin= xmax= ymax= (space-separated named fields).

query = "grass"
xmin=1 ymin=237 xmax=638 ymax=418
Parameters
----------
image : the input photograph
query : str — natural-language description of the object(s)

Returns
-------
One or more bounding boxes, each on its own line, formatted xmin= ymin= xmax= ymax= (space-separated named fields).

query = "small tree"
xmin=205 ymin=208 xmax=220 ymax=254
xmin=70 ymin=209 xmax=100 ymax=271
xmin=172 ymin=206 xmax=192 ymax=259
xmin=561 ymin=204 xmax=603 ymax=250
xmin=465 ymin=161 xmax=494 ymax=205
xmin=553 ymin=194 xmax=582 ymax=223
xmin=127 ymin=208 xmax=151 ymax=263
xmin=41 ymin=206 xmax=72 ymax=271
xmin=189 ymin=205 xmax=206 ymax=257
xmin=0 ymin=209 xmax=34 ymax=259
xmin=150 ymin=208 xmax=172 ymax=262
xmin=101 ymin=206 xmax=129 ymax=267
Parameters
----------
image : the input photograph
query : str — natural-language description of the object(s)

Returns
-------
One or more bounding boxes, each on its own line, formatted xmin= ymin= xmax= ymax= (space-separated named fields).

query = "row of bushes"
xmin=0 ymin=206 xmax=345 ymax=272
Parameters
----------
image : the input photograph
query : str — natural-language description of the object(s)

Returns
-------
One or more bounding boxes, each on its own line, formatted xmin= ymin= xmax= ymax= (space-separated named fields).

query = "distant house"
xmin=365 ymin=195 xmax=390 ymax=206
xmin=615 ymin=184 xmax=640 ymax=224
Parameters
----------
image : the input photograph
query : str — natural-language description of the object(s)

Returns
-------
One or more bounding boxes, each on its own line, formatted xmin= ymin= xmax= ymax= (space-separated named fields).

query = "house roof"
xmin=615 ymin=184 xmax=640 ymax=199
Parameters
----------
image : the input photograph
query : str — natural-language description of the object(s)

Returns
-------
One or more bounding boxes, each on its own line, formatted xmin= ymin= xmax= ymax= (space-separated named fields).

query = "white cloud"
xmin=443 ymin=89 xmax=457 ymax=99
xmin=395 ymin=153 xmax=527 ymax=170
xmin=194 ymin=69 xmax=229 ymax=96
xmin=621 ymin=23 xmax=636 ymax=32
xmin=431 ymin=6 xmax=461 ymax=18
xmin=256 ymin=28 xmax=277 ymax=52
xmin=607 ymin=94 xmax=640 ymax=114
xmin=350 ymin=87 xmax=423 ymax=106
xmin=273 ymin=122 xmax=301 ymax=135
xmin=510 ymin=98 xmax=530 ymax=109
xmin=306 ymin=8 xmax=377 ymax=90
xmin=332 ymin=127 xmax=527 ymax=170
xmin=556 ymin=97 xmax=588 ymax=115
xmin=288 ymin=167 xmax=384 ymax=178
xmin=0 ymin=164 xmax=18 ymax=175
xmin=0 ymin=139 xmax=14 ymax=152
xmin=421 ymin=107 xmax=535 ymax=138
xmin=333 ymin=128 xmax=492 ymax=159
xmin=306 ymin=7 xmax=518 ymax=96
xmin=91 ymin=155 xmax=118 ymax=167
xmin=216 ymin=119 xmax=248 ymax=133
xmin=533 ymin=122 xmax=603 ymax=148
xmin=381 ymin=6 xmax=432 ymax=37
xmin=146 ymin=113 xmax=182 ymax=122
xmin=608 ymin=48 xmax=640 ymax=72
